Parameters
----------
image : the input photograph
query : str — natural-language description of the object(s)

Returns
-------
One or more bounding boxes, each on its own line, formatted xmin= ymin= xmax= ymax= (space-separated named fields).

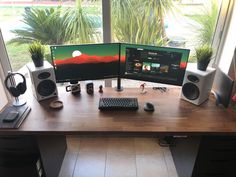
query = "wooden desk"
xmin=1 ymin=87 xmax=235 ymax=135
xmin=1 ymin=87 xmax=236 ymax=177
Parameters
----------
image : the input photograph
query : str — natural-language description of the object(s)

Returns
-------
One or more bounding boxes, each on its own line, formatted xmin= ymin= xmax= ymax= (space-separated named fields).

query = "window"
xmin=0 ymin=0 xmax=233 ymax=89
xmin=0 ymin=0 xmax=102 ymax=71
xmin=110 ymin=0 xmax=226 ymax=87
xmin=217 ymin=0 xmax=236 ymax=73
xmin=111 ymin=0 xmax=223 ymax=62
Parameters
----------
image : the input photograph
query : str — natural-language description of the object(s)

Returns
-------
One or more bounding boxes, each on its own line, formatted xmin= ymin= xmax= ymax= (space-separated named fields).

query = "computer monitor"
xmin=50 ymin=43 xmax=120 ymax=83
xmin=121 ymin=44 xmax=190 ymax=86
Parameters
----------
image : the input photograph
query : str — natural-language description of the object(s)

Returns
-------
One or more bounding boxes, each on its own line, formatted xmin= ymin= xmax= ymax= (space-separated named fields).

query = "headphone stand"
xmin=13 ymin=97 xmax=26 ymax=107
xmin=5 ymin=71 xmax=27 ymax=107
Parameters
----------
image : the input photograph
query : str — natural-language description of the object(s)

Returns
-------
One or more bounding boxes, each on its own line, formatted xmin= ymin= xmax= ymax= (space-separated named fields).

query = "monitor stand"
xmin=115 ymin=76 xmax=123 ymax=92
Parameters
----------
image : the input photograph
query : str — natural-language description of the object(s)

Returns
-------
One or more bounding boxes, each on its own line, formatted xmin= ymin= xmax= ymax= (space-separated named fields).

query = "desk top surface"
xmin=2 ymin=87 xmax=236 ymax=136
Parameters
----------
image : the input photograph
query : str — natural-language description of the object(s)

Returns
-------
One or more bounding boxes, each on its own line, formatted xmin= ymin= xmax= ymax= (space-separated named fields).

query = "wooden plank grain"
xmin=1 ymin=87 xmax=236 ymax=135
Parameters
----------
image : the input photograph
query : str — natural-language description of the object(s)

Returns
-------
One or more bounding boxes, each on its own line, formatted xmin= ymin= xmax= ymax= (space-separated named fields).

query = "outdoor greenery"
xmin=185 ymin=0 xmax=218 ymax=63
xmin=1 ymin=0 xmax=220 ymax=70
xmin=10 ymin=7 xmax=70 ymax=44
xmin=63 ymin=0 xmax=101 ymax=44
xmin=0 ymin=7 xmax=24 ymax=21
xmin=4 ymin=0 xmax=101 ymax=70
xmin=196 ymin=44 xmax=213 ymax=62
xmin=9 ymin=0 xmax=101 ymax=45
xmin=111 ymin=0 xmax=175 ymax=46
xmin=6 ymin=43 xmax=51 ymax=71
xmin=187 ymin=0 xmax=218 ymax=46
xmin=7 ymin=43 xmax=30 ymax=71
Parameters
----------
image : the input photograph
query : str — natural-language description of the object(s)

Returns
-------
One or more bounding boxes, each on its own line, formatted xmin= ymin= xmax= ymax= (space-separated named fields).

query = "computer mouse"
xmin=144 ymin=102 xmax=155 ymax=112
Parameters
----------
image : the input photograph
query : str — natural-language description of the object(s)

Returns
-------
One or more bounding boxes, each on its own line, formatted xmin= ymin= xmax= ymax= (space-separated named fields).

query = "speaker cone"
xmin=182 ymin=82 xmax=199 ymax=100
xmin=37 ymin=80 xmax=56 ymax=96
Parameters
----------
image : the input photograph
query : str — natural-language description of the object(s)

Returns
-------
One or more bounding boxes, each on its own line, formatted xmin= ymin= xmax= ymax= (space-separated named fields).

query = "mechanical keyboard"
xmin=98 ymin=97 xmax=139 ymax=111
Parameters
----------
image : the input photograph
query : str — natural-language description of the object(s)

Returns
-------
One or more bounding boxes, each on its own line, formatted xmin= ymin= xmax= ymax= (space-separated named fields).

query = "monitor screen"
xmin=121 ymin=44 xmax=190 ymax=86
xmin=50 ymin=43 xmax=120 ymax=83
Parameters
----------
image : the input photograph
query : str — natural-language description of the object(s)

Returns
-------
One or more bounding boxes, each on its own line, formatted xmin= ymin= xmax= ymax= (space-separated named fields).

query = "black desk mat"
xmin=0 ymin=104 xmax=31 ymax=128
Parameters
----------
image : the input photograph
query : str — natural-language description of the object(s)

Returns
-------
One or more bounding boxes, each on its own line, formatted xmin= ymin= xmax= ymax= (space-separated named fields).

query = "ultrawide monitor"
xmin=50 ymin=43 xmax=120 ymax=83
xmin=120 ymin=44 xmax=190 ymax=86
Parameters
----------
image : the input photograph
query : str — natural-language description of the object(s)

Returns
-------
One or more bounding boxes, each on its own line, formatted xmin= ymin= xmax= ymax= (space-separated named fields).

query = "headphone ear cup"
xmin=16 ymin=82 xmax=27 ymax=94
xmin=4 ymin=72 xmax=27 ymax=97
xmin=9 ymin=87 xmax=20 ymax=97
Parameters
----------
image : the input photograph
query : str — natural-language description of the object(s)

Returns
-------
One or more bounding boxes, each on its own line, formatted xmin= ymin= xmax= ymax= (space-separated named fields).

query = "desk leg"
xmin=170 ymin=137 xmax=201 ymax=177
xmin=37 ymin=135 xmax=67 ymax=177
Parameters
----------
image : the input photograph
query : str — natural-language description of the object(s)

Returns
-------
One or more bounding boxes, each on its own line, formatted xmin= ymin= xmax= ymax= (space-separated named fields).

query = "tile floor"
xmin=59 ymin=137 xmax=178 ymax=177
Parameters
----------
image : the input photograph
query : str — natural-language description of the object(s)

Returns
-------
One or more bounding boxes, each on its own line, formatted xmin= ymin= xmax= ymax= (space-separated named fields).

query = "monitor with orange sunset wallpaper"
xmin=51 ymin=43 xmax=120 ymax=83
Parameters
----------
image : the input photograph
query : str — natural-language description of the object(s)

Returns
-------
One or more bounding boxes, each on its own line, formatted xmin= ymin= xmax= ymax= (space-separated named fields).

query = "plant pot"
xmin=32 ymin=55 xmax=44 ymax=67
xmin=197 ymin=60 xmax=210 ymax=71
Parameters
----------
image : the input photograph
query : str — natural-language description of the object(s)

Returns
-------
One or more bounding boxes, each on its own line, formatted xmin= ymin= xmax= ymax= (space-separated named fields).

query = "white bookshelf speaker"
xmin=181 ymin=63 xmax=216 ymax=105
xmin=27 ymin=61 xmax=58 ymax=101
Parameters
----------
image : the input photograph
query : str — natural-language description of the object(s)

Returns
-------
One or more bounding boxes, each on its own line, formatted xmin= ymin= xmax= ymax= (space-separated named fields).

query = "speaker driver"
xmin=182 ymin=82 xmax=200 ymax=100
xmin=37 ymin=80 xmax=56 ymax=96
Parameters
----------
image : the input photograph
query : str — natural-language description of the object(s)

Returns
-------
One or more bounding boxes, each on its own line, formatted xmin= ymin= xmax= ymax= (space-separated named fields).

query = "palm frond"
xmin=187 ymin=0 xmax=219 ymax=46
xmin=62 ymin=0 xmax=100 ymax=44
xmin=111 ymin=0 xmax=174 ymax=46
xmin=10 ymin=6 xmax=80 ymax=45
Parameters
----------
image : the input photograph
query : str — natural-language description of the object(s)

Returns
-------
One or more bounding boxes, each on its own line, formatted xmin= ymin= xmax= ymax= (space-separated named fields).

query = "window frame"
xmin=211 ymin=0 xmax=234 ymax=68
xmin=102 ymin=0 xmax=113 ymax=87
xmin=0 ymin=28 xmax=12 ymax=109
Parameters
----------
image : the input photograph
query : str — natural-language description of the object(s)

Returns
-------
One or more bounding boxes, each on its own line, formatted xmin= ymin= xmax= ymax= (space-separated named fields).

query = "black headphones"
xmin=4 ymin=72 xmax=27 ymax=97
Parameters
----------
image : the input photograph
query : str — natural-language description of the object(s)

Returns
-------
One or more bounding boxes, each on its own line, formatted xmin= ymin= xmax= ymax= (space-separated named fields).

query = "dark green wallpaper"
xmin=120 ymin=43 xmax=190 ymax=63
xmin=51 ymin=43 xmax=120 ymax=60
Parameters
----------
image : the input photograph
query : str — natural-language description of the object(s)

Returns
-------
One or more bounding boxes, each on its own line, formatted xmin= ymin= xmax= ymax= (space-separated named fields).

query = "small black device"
xmin=4 ymin=72 xmax=27 ymax=97
xmin=99 ymin=97 xmax=139 ymax=111
xmin=3 ymin=111 xmax=19 ymax=122
xmin=0 ymin=104 xmax=31 ymax=128
xmin=144 ymin=102 xmax=155 ymax=112
xmin=86 ymin=82 xmax=94 ymax=94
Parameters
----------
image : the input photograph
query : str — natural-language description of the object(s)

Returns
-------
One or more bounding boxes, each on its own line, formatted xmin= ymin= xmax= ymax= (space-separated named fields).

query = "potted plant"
xmin=29 ymin=41 xmax=45 ymax=67
xmin=195 ymin=44 xmax=213 ymax=71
